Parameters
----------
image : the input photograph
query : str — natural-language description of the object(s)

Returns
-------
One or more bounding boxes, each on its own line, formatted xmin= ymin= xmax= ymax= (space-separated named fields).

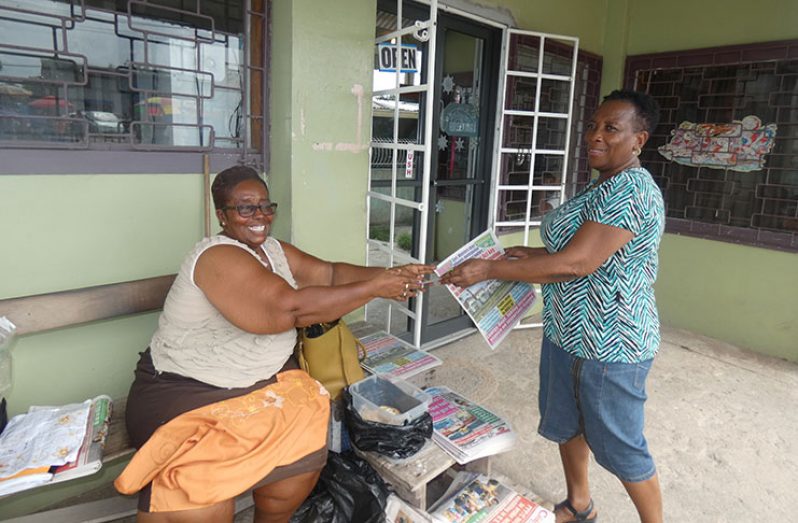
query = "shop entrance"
xmin=418 ymin=13 xmax=501 ymax=345
xmin=367 ymin=0 xmax=500 ymax=347
xmin=367 ymin=1 xmax=578 ymax=348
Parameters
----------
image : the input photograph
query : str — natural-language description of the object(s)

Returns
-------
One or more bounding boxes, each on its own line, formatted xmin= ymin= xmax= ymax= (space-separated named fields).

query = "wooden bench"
xmin=0 ymin=275 xmax=176 ymax=522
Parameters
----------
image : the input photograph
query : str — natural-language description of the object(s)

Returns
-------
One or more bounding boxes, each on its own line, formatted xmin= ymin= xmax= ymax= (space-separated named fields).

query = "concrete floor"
xmin=425 ymin=326 xmax=798 ymax=522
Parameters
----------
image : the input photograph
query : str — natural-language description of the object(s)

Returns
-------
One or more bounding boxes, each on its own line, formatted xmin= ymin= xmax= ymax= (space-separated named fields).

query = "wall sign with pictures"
xmin=658 ymin=115 xmax=777 ymax=172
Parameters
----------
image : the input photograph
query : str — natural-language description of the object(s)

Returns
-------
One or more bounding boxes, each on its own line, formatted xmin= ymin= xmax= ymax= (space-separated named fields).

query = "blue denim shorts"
xmin=537 ymin=336 xmax=656 ymax=483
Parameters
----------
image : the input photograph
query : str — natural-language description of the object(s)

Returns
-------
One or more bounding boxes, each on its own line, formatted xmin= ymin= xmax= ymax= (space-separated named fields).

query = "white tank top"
xmin=150 ymin=235 xmax=298 ymax=388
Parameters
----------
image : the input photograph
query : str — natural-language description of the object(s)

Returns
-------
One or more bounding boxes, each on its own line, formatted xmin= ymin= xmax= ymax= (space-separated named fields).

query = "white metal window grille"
xmin=490 ymin=29 xmax=579 ymax=244
xmin=490 ymin=29 xmax=578 ymax=329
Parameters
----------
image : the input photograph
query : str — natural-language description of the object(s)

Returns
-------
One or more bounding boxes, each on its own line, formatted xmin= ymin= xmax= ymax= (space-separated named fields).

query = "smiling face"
xmin=216 ymin=179 xmax=274 ymax=250
xmin=585 ymin=99 xmax=649 ymax=178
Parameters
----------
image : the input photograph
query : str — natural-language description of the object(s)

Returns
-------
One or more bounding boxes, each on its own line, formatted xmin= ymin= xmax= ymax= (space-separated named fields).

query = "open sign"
xmin=377 ymin=43 xmax=418 ymax=73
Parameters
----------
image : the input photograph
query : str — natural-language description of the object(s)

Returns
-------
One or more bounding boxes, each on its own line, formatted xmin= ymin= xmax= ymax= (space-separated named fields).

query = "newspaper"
xmin=0 ymin=395 xmax=112 ymax=496
xmin=434 ymin=229 xmax=536 ymax=350
xmin=50 ymin=395 xmax=112 ymax=484
xmin=426 ymin=386 xmax=515 ymax=465
xmin=429 ymin=472 xmax=554 ymax=523
xmin=349 ymin=322 xmax=442 ymax=379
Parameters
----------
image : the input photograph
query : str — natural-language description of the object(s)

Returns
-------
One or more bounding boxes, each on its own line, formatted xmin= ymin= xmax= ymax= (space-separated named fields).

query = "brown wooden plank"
xmin=0 ymin=275 xmax=176 ymax=336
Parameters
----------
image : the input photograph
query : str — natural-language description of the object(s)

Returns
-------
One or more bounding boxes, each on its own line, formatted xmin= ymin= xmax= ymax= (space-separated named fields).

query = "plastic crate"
xmin=349 ymin=374 xmax=431 ymax=426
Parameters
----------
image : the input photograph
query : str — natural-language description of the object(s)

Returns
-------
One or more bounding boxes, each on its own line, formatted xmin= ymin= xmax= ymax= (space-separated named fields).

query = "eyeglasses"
xmin=222 ymin=201 xmax=278 ymax=217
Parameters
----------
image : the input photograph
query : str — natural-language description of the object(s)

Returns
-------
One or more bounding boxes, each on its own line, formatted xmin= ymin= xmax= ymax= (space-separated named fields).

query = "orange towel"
xmin=115 ymin=370 xmax=329 ymax=512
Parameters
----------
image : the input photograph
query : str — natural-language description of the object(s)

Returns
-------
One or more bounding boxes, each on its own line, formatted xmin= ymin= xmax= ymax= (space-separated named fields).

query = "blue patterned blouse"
xmin=540 ymin=167 xmax=665 ymax=363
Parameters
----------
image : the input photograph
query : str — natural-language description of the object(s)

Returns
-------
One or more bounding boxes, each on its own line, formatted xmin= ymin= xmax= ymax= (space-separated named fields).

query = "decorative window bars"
xmin=0 ymin=0 xmax=267 ymax=167
xmin=627 ymin=40 xmax=798 ymax=252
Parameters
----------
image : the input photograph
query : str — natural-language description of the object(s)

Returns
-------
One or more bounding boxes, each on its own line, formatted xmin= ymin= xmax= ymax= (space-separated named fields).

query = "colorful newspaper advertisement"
xmin=429 ymin=473 xmax=554 ymax=523
xmin=426 ymin=386 xmax=516 ymax=464
xmin=349 ymin=321 xmax=442 ymax=379
xmin=434 ymin=229 xmax=536 ymax=350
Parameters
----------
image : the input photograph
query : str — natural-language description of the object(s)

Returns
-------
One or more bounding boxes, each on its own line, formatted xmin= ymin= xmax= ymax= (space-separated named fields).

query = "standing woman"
xmin=442 ymin=90 xmax=664 ymax=523
xmin=115 ymin=166 xmax=432 ymax=522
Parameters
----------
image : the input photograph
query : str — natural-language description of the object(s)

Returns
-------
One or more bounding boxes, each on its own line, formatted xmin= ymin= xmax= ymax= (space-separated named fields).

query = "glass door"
xmin=419 ymin=14 xmax=501 ymax=345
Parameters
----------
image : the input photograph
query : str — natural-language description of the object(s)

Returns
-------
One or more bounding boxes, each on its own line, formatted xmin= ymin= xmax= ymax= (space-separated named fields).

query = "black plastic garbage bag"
xmin=342 ymin=387 xmax=433 ymax=460
xmin=290 ymin=451 xmax=390 ymax=523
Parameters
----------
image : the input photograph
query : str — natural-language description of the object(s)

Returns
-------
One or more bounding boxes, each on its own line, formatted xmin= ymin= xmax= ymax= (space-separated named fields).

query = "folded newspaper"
xmin=428 ymin=472 xmax=554 ymax=523
xmin=349 ymin=321 xmax=442 ymax=379
xmin=426 ymin=386 xmax=515 ymax=464
xmin=434 ymin=230 xmax=537 ymax=350
xmin=0 ymin=395 xmax=112 ymax=496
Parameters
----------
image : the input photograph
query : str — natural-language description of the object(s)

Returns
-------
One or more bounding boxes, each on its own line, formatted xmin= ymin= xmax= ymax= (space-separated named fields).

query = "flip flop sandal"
xmin=554 ymin=498 xmax=598 ymax=522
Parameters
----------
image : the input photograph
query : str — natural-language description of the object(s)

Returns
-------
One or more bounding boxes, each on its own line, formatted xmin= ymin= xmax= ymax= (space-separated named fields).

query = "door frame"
xmin=418 ymin=11 xmax=502 ymax=345
xmin=366 ymin=0 xmax=439 ymax=348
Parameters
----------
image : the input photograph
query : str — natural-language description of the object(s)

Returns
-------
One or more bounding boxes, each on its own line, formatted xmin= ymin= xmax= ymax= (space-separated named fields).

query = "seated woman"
xmin=114 ymin=165 xmax=432 ymax=523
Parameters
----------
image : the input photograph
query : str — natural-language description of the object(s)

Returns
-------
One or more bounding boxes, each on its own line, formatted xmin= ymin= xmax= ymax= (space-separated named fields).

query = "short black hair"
xmin=602 ymin=89 xmax=660 ymax=135
xmin=211 ymin=165 xmax=268 ymax=210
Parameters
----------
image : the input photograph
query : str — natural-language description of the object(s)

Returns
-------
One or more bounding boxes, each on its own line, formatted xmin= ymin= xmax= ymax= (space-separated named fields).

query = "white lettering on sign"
xmin=378 ymin=43 xmax=418 ymax=73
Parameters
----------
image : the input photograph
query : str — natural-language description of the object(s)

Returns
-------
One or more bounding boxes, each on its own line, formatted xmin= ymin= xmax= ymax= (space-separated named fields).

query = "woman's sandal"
xmin=554 ymin=498 xmax=598 ymax=522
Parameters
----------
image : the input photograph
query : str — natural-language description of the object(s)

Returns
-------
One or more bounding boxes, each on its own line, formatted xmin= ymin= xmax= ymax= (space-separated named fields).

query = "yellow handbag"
xmin=297 ymin=320 xmax=366 ymax=400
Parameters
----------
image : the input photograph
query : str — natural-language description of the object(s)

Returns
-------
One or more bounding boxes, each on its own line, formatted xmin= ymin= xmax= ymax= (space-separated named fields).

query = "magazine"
xmin=0 ymin=395 xmax=112 ymax=496
xmin=50 ymin=395 xmax=112 ymax=483
xmin=429 ymin=472 xmax=554 ymax=523
xmin=434 ymin=229 xmax=537 ymax=350
xmin=349 ymin=321 xmax=442 ymax=379
xmin=425 ymin=386 xmax=515 ymax=465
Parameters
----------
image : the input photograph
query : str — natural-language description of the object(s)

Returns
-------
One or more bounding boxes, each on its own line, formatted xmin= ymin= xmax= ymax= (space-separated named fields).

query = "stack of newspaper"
xmin=428 ymin=472 xmax=554 ymax=523
xmin=0 ymin=395 xmax=112 ymax=496
xmin=426 ymin=386 xmax=515 ymax=465
xmin=349 ymin=322 xmax=442 ymax=379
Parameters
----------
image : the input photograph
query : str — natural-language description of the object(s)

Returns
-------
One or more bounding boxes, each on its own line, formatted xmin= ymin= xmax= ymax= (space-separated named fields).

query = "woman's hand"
xmin=439 ymin=259 xmax=491 ymax=288
xmin=387 ymin=263 xmax=436 ymax=279
xmin=377 ymin=263 xmax=435 ymax=301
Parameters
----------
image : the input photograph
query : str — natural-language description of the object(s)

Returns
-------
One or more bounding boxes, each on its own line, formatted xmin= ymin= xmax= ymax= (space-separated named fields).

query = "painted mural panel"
xmin=658 ymin=115 xmax=777 ymax=172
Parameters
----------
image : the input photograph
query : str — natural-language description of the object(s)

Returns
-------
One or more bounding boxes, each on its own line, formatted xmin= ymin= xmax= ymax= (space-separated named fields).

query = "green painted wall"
xmin=657 ymin=235 xmax=797 ymax=361
xmin=471 ymin=0 xmax=607 ymax=54
xmin=0 ymin=174 xmax=204 ymax=415
xmin=627 ymin=0 xmax=798 ymax=55
xmin=271 ymin=0 xmax=376 ymax=267
xmin=0 ymin=173 xmax=205 ymax=516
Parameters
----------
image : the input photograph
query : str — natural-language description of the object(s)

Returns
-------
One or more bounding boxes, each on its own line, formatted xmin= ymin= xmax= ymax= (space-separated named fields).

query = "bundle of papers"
xmin=0 ymin=395 xmax=112 ymax=496
xmin=428 ymin=472 xmax=554 ymax=523
xmin=434 ymin=230 xmax=537 ymax=350
xmin=426 ymin=386 xmax=515 ymax=465
xmin=349 ymin=322 xmax=442 ymax=379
